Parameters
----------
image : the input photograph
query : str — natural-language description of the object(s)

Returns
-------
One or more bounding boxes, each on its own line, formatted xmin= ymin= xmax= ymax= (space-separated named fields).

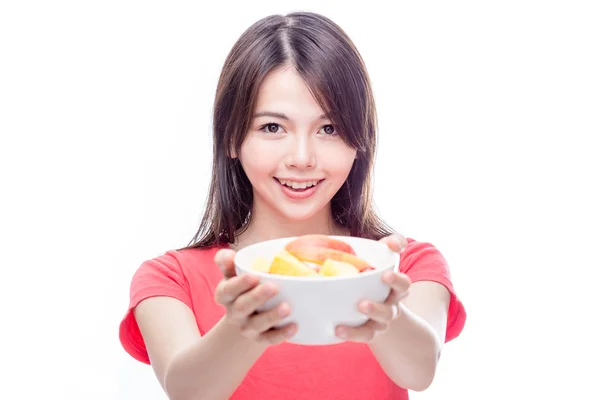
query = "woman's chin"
xmin=273 ymin=202 xmax=330 ymax=224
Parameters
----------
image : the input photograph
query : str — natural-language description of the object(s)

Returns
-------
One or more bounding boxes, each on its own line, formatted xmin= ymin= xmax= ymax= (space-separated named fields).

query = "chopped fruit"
xmin=286 ymin=246 xmax=374 ymax=272
xmin=319 ymin=259 xmax=359 ymax=277
xmin=247 ymin=235 xmax=376 ymax=277
xmin=285 ymin=234 xmax=357 ymax=255
xmin=268 ymin=250 xmax=318 ymax=277
xmin=250 ymin=256 xmax=271 ymax=273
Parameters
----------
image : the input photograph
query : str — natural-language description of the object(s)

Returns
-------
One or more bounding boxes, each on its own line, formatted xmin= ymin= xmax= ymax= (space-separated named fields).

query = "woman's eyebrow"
xmin=253 ymin=111 xmax=328 ymax=120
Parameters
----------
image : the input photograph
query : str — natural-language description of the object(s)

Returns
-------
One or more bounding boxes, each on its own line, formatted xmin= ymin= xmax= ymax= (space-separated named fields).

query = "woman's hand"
xmin=335 ymin=234 xmax=411 ymax=342
xmin=213 ymin=248 xmax=297 ymax=345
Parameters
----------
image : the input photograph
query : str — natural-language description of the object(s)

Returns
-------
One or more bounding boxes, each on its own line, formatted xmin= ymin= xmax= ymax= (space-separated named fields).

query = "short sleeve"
xmin=399 ymin=240 xmax=467 ymax=343
xmin=118 ymin=251 xmax=192 ymax=364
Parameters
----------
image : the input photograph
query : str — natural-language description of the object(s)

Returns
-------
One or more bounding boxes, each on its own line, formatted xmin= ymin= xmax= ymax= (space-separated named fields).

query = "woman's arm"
xmin=368 ymin=281 xmax=451 ymax=391
xmin=134 ymin=296 xmax=267 ymax=400
xmin=133 ymin=249 xmax=295 ymax=400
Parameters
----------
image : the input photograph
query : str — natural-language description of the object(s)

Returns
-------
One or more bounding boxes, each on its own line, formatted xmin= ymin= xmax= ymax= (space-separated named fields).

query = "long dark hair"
xmin=183 ymin=12 xmax=395 ymax=250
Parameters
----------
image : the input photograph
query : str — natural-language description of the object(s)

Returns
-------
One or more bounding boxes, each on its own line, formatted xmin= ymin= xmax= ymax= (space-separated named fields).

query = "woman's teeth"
xmin=277 ymin=179 xmax=320 ymax=189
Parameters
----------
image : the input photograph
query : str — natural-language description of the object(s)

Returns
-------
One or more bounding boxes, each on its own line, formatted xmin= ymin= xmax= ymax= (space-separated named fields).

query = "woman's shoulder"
xmin=398 ymin=236 xmax=467 ymax=343
xmin=168 ymin=244 xmax=223 ymax=265
xmin=124 ymin=244 xmax=227 ymax=297
xmin=142 ymin=243 xmax=226 ymax=280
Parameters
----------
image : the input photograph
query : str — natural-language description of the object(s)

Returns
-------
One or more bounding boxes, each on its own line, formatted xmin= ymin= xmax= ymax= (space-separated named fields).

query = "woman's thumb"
xmin=214 ymin=248 xmax=237 ymax=279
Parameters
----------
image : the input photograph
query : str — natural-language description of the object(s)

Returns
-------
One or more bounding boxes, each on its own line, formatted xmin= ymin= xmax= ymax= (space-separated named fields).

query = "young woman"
xmin=119 ymin=11 xmax=466 ymax=400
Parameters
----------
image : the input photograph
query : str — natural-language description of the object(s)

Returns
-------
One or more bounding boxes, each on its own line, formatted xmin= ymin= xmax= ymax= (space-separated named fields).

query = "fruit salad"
xmin=250 ymin=235 xmax=375 ymax=277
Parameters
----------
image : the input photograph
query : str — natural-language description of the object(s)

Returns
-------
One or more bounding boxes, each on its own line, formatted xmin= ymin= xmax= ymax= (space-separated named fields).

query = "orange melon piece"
xmin=288 ymin=246 xmax=373 ymax=272
xmin=285 ymin=234 xmax=356 ymax=255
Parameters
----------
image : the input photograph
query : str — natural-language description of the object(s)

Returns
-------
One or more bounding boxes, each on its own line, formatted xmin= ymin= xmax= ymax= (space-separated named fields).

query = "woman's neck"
xmin=231 ymin=203 xmax=348 ymax=251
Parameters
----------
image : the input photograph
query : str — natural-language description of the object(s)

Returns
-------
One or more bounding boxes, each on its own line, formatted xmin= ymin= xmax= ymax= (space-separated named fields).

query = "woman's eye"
xmin=320 ymin=124 xmax=336 ymax=135
xmin=261 ymin=123 xmax=281 ymax=134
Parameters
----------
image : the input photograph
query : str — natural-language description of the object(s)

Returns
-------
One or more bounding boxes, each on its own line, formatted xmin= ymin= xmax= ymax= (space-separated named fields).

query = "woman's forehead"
xmin=253 ymin=66 xmax=330 ymax=123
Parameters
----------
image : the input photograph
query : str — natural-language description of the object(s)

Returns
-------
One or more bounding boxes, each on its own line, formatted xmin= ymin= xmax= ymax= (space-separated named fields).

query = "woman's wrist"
xmin=216 ymin=315 xmax=271 ymax=353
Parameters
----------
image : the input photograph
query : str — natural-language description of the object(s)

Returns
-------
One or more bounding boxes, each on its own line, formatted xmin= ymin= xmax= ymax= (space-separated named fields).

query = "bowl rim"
xmin=234 ymin=235 xmax=400 ymax=282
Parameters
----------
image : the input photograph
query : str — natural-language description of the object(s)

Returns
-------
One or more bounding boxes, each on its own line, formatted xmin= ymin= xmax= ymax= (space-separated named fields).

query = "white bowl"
xmin=234 ymin=236 xmax=400 ymax=345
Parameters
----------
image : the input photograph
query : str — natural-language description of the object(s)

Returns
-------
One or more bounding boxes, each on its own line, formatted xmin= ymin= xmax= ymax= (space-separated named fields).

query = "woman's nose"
xmin=284 ymin=134 xmax=316 ymax=169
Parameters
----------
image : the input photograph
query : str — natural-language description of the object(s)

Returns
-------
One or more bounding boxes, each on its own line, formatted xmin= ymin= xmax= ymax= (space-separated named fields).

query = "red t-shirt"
xmin=119 ymin=238 xmax=466 ymax=399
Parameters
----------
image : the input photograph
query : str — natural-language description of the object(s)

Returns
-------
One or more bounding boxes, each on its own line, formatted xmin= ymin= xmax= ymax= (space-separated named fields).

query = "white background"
xmin=1 ymin=0 xmax=599 ymax=399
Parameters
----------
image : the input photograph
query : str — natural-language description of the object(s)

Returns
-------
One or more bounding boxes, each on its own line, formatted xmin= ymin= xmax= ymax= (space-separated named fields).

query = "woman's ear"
xmin=229 ymin=145 xmax=238 ymax=159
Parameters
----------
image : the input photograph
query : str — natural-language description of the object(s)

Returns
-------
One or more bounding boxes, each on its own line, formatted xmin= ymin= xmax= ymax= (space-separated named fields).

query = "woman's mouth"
xmin=275 ymin=177 xmax=324 ymax=199
xmin=275 ymin=178 xmax=322 ymax=191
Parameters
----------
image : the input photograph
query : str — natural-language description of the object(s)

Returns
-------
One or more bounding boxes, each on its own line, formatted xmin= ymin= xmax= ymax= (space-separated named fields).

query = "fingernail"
xmin=360 ymin=301 xmax=372 ymax=313
xmin=263 ymin=283 xmax=277 ymax=295
xmin=278 ymin=303 xmax=289 ymax=317
xmin=383 ymin=272 xmax=394 ymax=284
xmin=337 ymin=327 xmax=347 ymax=339
xmin=286 ymin=325 xmax=297 ymax=337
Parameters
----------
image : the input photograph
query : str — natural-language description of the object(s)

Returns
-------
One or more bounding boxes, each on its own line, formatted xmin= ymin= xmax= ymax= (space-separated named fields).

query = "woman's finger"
xmin=258 ymin=323 xmax=298 ymax=345
xmin=214 ymin=248 xmax=238 ymax=279
xmin=379 ymin=234 xmax=408 ymax=254
xmin=384 ymin=289 xmax=408 ymax=309
xmin=214 ymin=274 xmax=259 ymax=305
xmin=357 ymin=300 xmax=396 ymax=324
xmin=228 ymin=282 xmax=279 ymax=321
xmin=240 ymin=302 xmax=291 ymax=337
xmin=382 ymin=271 xmax=411 ymax=298
xmin=335 ymin=319 xmax=387 ymax=342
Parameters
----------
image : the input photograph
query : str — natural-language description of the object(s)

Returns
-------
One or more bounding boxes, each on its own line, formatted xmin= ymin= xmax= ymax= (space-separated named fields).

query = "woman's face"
xmin=237 ymin=65 xmax=357 ymax=223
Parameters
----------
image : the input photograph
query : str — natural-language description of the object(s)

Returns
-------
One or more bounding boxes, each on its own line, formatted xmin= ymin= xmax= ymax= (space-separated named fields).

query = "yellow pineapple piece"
xmin=269 ymin=250 xmax=317 ymax=277
xmin=250 ymin=256 xmax=271 ymax=273
xmin=319 ymin=258 xmax=359 ymax=277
